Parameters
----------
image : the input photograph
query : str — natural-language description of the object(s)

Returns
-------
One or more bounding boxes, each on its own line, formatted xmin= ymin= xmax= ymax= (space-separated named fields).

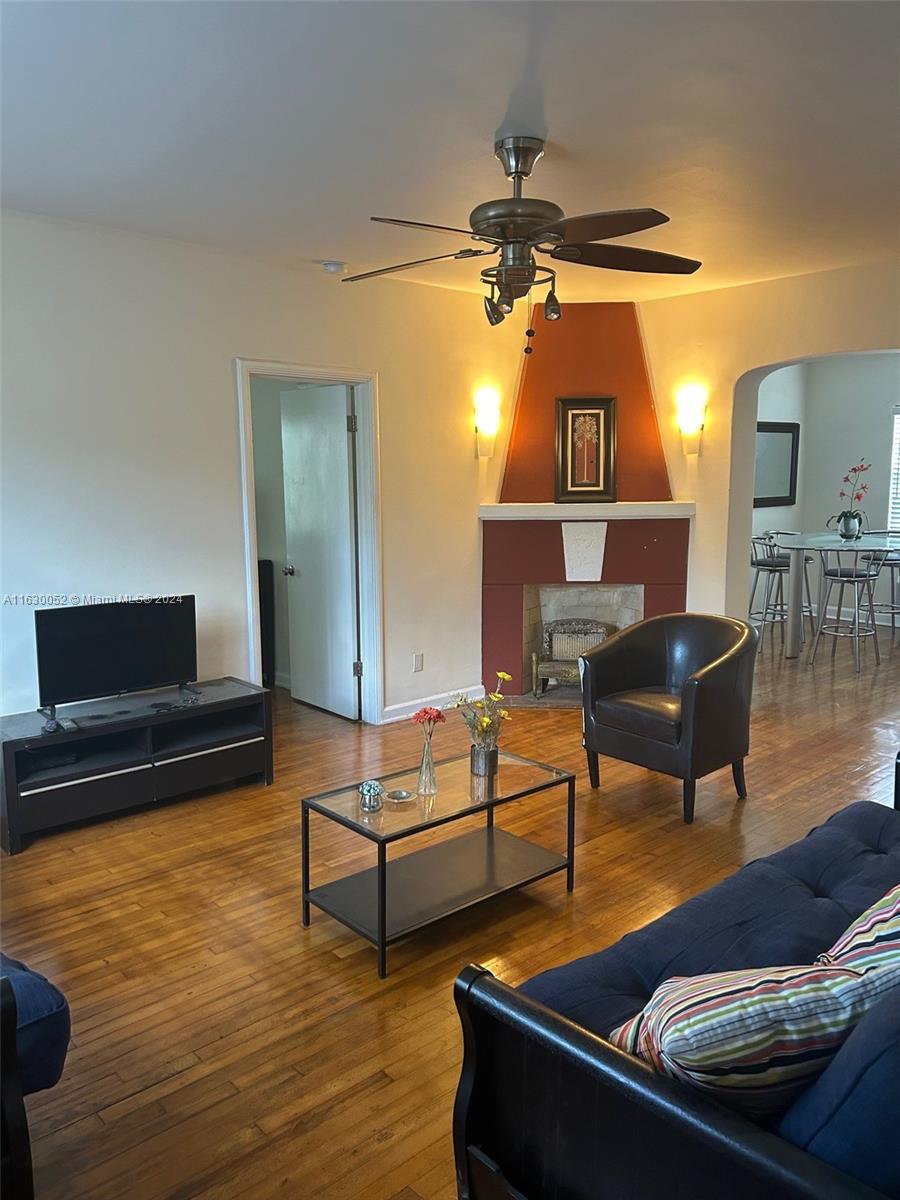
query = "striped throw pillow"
xmin=608 ymin=888 xmax=900 ymax=1119
xmin=819 ymin=883 xmax=900 ymax=971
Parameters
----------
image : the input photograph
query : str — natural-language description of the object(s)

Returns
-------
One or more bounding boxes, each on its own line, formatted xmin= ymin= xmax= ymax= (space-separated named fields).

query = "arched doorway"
xmin=725 ymin=351 xmax=900 ymax=619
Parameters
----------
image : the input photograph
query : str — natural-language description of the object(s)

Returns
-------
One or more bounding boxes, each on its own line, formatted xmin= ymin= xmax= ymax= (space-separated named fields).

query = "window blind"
xmin=889 ymin=406 xmax=900 ymax=530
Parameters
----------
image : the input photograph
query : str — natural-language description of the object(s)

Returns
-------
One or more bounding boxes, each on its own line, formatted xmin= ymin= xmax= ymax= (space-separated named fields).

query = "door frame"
xmin=234 ymin=358 xmax=384 ymax=724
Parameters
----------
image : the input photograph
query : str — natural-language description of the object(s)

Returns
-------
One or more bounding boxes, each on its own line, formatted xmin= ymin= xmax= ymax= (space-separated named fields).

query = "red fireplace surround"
xmin=482 ymin=518 xmax=690 ymax=694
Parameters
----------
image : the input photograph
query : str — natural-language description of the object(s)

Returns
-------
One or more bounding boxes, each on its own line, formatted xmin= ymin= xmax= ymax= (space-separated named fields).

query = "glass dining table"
xmin=770 ymin=531 xmax=900 ymax=658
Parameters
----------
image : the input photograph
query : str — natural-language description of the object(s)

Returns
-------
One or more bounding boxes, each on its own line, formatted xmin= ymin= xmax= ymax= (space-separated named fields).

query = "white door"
xmin=281 ymin=385 xmax=360 ymax=719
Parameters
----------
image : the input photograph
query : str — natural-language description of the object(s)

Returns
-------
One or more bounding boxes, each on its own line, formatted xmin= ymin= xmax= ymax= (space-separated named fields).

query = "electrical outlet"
xmin=412 ymin=652 xmax=424 ymax=673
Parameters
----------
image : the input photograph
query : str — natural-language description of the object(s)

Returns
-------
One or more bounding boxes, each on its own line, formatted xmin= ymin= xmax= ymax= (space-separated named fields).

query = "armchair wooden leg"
xmin=732 ymin=759 xmax=747 ymax=800
xmin=586 ymin=750 xmax=600 ymax=789
xmin=683 ymin=779 xmax=695 ymax=824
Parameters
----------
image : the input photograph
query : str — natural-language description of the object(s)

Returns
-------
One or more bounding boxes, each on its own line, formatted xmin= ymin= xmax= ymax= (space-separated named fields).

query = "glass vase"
xmin=417 ymin=731 xmax=438 ymax=795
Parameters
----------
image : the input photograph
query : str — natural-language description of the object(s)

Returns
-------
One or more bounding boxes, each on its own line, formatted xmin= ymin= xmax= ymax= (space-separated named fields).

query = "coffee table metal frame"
xmin=301 ymin=751 xmax=576 ymax=978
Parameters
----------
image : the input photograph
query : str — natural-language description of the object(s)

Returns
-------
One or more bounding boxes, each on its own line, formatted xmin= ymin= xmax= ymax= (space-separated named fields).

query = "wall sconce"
xmin=675 ymin=383 xmax=708 ymax=455
xmin=474 ymin=386 xmax=501 ymax=458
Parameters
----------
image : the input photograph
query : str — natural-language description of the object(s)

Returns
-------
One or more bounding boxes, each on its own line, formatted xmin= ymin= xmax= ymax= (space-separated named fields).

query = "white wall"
xmin=0 ymin=211 xmax=524 ymax=715
xmin=801 ymin=354 xmax=899 ymax=532
xmin=249 ymin=376 xmax=293 ymax=687
xmin=751 ymin=363 xmax=807 ymax=536
xmin=3 ymin=210 xmax=897 ymax=717
xmin=638 ymin=259 xmax=900 ymax=617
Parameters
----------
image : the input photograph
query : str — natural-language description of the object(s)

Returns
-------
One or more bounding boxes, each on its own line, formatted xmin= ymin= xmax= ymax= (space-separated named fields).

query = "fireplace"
xmin=481 ymin=303 xmax=693 ymax=695
xmin=481 ymin=510 xmax=691 ymax=695
xmin=522 ymin=584 xmax=644 ymax=692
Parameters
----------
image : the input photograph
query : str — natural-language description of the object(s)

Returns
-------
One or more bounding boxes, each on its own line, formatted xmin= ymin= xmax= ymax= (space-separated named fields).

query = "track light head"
xmin=497 ymin=288 xmax=515 ymax=314
xmin=544 ymin=290 xmax=561 ymax=321
xmin=483 ymin=293 xmax=506 ymax=326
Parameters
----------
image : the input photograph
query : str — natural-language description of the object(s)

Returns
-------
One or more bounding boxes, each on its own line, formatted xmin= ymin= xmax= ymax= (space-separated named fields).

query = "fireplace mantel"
xmin=479 ymin=501 xmax=695 ymax=521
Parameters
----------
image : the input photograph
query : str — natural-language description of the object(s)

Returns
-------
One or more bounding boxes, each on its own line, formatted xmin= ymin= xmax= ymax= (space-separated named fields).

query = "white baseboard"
xmin=824 ymin=604 xmax=897 ymax=629
xmin=380 ymin=683 xmax=485 ymax=725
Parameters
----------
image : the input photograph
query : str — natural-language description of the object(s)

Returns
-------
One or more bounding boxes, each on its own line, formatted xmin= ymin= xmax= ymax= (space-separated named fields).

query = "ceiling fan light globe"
xmin=497 ymin=289 xmax=515 ymax=314
xmin=544 ymin=290 xmax=562 ymax=321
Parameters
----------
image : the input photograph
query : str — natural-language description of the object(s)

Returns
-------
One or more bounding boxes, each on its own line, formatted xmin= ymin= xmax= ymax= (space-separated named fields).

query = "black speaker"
xmin=257 ymin=560 xmax=276 ymax=689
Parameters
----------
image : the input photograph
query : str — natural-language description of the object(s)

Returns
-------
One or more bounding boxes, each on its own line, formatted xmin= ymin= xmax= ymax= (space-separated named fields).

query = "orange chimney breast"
xmin=499 ymin=302 xmax=672 ymax=503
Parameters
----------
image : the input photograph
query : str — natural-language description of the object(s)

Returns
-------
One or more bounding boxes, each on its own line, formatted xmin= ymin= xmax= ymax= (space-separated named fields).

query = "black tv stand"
xmin=1 ymin=678 xmax=272 ymax=854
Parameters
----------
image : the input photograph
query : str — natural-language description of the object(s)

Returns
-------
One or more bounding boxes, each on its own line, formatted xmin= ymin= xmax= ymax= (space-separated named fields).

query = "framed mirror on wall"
xmin=754 ymin=421 xmax=800 ymax=508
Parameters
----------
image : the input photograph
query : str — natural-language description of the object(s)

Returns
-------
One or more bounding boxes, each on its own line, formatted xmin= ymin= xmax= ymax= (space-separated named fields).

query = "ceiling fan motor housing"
xmin=469 ymin=197 xmax=564 ymax=243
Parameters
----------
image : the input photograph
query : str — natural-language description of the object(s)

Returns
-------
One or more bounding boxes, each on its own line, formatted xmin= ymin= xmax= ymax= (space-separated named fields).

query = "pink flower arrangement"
xmin=838 ymin=460 xmax=871 ymax=510
xmin=410 ymin=707 xmax=445 ymax=732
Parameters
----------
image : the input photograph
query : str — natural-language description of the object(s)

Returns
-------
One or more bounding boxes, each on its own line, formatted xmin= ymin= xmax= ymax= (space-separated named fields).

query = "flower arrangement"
xmin=410 ymin=706 xmax=445 ymax=795
xmin=410 ymin=706 xmax=445 ymax=733
xmin=827 ymin=460 xmax=870 ymax=538
xmin=453 ymin=671 xmax=512 ymax=751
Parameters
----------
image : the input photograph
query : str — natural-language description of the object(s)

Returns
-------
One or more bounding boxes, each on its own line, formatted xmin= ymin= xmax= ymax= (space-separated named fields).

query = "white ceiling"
xmin=3 ymin=1 xmax=898 ymax=302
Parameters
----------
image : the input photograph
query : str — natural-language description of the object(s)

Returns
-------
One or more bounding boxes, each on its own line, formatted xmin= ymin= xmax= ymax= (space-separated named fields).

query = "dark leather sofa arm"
xmin=453 ymin=965 xmax=884 ymax=1200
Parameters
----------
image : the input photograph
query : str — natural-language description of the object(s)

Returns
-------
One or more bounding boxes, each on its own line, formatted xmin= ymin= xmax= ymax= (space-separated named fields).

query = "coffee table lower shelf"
xmin=305 ymin=827 xmax=567 ymax=975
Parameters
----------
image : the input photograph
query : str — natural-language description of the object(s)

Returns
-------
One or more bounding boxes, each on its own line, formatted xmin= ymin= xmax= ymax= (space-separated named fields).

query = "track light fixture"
xmin=497 ymin=287 xmax=515 ymax=314
xmin=483 ymin=293 xmax=506 ymax=326
xmin=544 ymin=289 xmax=561 ymax=321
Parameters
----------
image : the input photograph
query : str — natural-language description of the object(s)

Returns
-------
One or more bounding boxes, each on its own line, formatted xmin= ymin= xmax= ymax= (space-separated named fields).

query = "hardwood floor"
xmin=3 ymin=636 xmax=898 ymax=1200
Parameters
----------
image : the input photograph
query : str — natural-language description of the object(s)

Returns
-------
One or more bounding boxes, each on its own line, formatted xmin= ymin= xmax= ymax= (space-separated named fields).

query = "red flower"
xmin=411 ymin=706 xmax=445 ymax=726
xmin=855 ymin=492 xmax=864 ymax=502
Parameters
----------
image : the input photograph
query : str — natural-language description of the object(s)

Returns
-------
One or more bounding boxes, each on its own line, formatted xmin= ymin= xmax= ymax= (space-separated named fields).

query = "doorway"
xmin=726 ymin=350 xmax=900 ymax=619
xmin=235 ymin=359 xmax=383 ymax=724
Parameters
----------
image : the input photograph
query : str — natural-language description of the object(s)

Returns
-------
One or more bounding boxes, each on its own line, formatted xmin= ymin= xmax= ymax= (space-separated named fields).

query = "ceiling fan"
xmin=342 ymin=136 xmax=701 ymax=324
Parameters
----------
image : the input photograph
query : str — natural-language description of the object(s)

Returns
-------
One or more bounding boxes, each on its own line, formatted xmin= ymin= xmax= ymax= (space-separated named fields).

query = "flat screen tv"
xmin=35 ymin=597 xmax=197 ymax=708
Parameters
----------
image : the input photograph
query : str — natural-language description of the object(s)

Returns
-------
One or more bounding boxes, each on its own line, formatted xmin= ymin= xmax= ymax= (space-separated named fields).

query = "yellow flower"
xmin=474 ymin=700 xmax=484 ymax=709
xmin=488 ymin=692 xmax=503 ymax=702
xmin=496 ymin=671 xmax=512 ymax=682
xmin=499 ymin=709 xmax=510 ymax=720
xmin=478 ymin=715 xmax=492 ymax=730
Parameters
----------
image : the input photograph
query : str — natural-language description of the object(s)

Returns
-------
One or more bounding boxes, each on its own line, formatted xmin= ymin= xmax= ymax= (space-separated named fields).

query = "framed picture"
xmin=753 ymin=421 xmax=800 ymax=508
xmin=555 ymin=396 xmax=617 ymax=503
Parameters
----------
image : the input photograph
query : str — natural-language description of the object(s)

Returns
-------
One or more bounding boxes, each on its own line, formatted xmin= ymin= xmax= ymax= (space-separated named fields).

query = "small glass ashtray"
xmin=385 ymin=789 xmax=414 ymax=803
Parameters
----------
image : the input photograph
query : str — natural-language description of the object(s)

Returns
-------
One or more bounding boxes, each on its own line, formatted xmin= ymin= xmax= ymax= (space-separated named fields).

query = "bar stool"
xmin=863 ymin=530 xmax=900 ymax=638
xmin=808 ymin=547 xmax=888 ymax=672
xmin=749 ymin=533 xmax=814 ymax=651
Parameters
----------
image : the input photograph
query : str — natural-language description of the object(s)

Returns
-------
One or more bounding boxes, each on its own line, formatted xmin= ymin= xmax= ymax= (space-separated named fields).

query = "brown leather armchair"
xmin=580 ymin=613 xmax=758 ymax=823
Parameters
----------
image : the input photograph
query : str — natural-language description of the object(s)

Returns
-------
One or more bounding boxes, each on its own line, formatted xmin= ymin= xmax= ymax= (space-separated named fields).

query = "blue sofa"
xmin=454 ymin=800 xmax=900 ymax=1200
xmin=1 ymin=954 xmax=70 ymax=1200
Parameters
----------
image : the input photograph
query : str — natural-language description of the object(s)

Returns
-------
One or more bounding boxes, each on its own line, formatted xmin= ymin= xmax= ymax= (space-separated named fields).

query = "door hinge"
xmin=346 ymin=413 xmax=358 ymax=434
xmin=352 ymin=661 xmax=363 ymax=678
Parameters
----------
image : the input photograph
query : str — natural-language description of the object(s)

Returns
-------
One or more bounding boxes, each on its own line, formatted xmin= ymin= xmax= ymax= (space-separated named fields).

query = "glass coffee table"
xmin=301 ymin=750 xmax=576 ymax=977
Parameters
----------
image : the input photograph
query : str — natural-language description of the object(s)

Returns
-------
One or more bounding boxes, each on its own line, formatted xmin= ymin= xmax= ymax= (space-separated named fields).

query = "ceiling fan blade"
xmin=549 ymin=242 xmax=701 ymax=274
xmin=533 ymin=208 xmax=669 ymax=245
xmin=342 ymin=247 xmax=491 ymax=283
xmin=371 ymin=216 xmax=495 ymax=242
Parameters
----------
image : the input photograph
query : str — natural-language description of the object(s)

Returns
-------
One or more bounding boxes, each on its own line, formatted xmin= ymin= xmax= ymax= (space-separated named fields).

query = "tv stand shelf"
xmin=1 ymin=678 xmax=272 ymax=854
